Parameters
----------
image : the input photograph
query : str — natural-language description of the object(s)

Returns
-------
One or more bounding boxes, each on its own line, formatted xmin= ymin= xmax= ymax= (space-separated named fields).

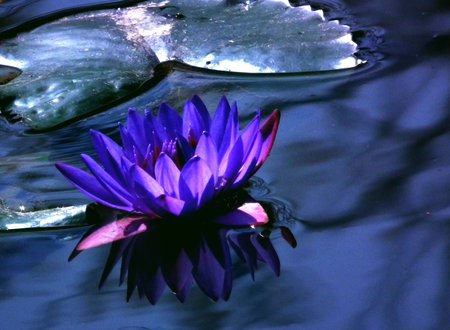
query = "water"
xmin=1 ymin=0 xmax=449 ymax=329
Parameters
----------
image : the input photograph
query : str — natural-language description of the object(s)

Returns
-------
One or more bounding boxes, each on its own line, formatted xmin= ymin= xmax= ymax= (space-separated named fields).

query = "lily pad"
xmin=0 ymin=205 xmax=86 ymax=230
xmin=0 ymin=0 xmax=360 ymax=130
xmin=152 ymin=0 xmax=361 ymax=72
xmin=0 ymin=11 xmax=158 ymax=130
xmin=0 ymin=64 xmax=21 ymax=85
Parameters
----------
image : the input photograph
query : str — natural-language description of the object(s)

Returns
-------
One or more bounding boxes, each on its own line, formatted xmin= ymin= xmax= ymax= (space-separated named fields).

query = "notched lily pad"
xmin=155 ymin=0 xmax=361 ymax=72
xmin=0 ymin=0 xmax=361 ymax=130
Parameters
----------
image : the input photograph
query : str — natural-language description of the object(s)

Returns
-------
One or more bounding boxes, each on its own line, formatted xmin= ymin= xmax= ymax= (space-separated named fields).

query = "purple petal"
xmin=218 ymin=101 xmax=239 ymax=159
xmin=218 ymin=137 xmax=244 ymax=186
xmin=191 ymin=235 xmax=226 ymax=301
xmin=256 ymin=110 xmax=280 ymax=169
xmin=90 ymin=130 xmax=126 ymax=184
xmin=179 ymin=156 xmax=215 ymax=210
xmin=81 ymin=154 xmax=134 ymax=207
xmin=55 ymin=162 xmax=133 ymax=212
xmin=119 ymin=123 xmax=136 ymax=161
xmin=231 ymin=132 xmax=262 ymax=188
xmin=229 ymin=233 xmax=257 ymax=280
xmin=127 ymin=109 xmax=149 ymax=157
xmin=214 ymin=201 xmax=269 ymax=226
xmin=175 ymin=275 xmax=194 ymax=302
xmin=75 ymin=216 xmax=149 ymax=251
xmin=161 ymin=249 xmax=193 ymax=296
xmin=250 ymin=234 xmax=281 ymax=276
xmin=132 ymin=165 xmax=165 ymax=199
xmin=99 ymin=237 xmax=134 ymax=288
xmin=143 ymin=268 xmax=166 ymax=305
xmin=155 ymin=153 xmax=180 ymax=198
xmin=158 ymin=102 xmax=182 ymax=139
xmin=210 ymin=96 xmax=231 ymax=148
xmin=183 ymin=98 xmax=211 ymax=145
xmin=155 ymin=194 xmax=185 ymax=216
xmin=195 ymin=132 xmax=219 ymax=182
xmin=240 ymin=111 xmax=261 ymax=155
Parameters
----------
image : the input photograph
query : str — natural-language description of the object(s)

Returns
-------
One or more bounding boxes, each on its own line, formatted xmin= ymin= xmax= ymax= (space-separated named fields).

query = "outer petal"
xmin=218 ymin=101 xmax=239 ymax=159
xmin=256 ymin=109 xmax=280 ymax=169
xmin=187 ymin=229 xmax=231 ymax=301
xmin=127 ymin=109 xmax=149 ymax=157
xmin=75 ymin=216 xmax=149 ymax=251
xmin=231 ymin=132 xmax=262 ymax=188
xmin=132 ymin=165 xmax=165 ymax=199
xmin=240 ymin=111 xmax=261 ymax=156
xmin=191 ymin=95 xmax=212 ymax=129
xmin=228 ymin=233 xmax=258 ymax=280
xmin=81 ymin=154 xmax=134 ymax=207
xmin=213 ymin=200 xmax=269 ymax=226
xmin=158 ymin=102 xmax=182 ymax=139
xmin=218 ymin=137 xmax=244 ymax=187
xmin=55 ymin=162 xmax=133 ymax=212
xmin=183 ymin=97 xmax=211 ymax=145
xmin=155 ymin=153 xmax=180 ymax=198
xmin=210 ymin=96 xmax=231 ymax=149
xmin=90 ymin=130 xmax=126 ymax=184
xmin=251 ymin=234 xmax=281 ymax=276
xmin=179 ymin=156 xmax=215 ymax=210
xmin=195 ymin=132 xmax=219 ymax=182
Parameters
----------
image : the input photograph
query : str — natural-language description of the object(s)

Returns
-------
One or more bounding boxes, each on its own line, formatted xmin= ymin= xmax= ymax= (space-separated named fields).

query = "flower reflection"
xmin=56 ymin=95 xmax=294 ymax=303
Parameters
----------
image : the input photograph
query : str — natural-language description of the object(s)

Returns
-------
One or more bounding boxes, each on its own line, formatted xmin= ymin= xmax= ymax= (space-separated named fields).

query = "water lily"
xmin=56 ymin=95 xmax=283 ymax=302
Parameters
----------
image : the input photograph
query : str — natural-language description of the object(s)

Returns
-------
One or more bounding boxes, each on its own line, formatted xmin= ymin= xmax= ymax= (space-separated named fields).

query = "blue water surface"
xmin=0 ymin=0 xmax=449 ymax=329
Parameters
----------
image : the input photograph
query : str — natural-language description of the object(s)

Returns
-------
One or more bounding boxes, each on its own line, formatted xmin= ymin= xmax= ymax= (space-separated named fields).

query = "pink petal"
xmin=76 ymin=217 xmax=149 ymax=251
xmin=214 ymin=201 xmax=269 ymax=226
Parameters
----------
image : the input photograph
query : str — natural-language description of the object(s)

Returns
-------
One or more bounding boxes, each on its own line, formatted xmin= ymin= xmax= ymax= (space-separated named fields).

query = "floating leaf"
xmin=0 ymin=0 xmax=360 ymax=130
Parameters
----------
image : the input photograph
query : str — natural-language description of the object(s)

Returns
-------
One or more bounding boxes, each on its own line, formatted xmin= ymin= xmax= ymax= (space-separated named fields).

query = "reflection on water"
xmin=0 ymin=0 xmax=449 ymax=329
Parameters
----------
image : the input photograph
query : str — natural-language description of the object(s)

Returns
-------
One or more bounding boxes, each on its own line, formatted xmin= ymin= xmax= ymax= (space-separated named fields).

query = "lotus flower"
xmin=56 ymin=95 xmax=284 ymax=302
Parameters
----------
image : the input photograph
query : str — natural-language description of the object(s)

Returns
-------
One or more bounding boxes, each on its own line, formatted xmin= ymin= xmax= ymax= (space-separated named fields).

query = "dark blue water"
xmin=1 ymin=0 xmax=449 ymax=329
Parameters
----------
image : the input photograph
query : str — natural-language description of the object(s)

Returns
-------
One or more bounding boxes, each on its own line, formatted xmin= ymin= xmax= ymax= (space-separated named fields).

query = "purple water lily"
xmin=56 ymin=95 xmax=284 ymax=302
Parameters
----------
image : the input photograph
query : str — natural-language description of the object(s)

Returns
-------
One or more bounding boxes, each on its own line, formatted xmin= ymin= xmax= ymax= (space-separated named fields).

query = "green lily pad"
xmin=0 ymin=11 xmax=158 ymax=130
xmin=0 ymin=0 xmax=360 ymax=130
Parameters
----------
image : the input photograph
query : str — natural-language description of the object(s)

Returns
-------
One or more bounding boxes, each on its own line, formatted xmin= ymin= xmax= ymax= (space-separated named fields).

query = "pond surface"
xmin=1 ymin=0 xmax=449 ymax=329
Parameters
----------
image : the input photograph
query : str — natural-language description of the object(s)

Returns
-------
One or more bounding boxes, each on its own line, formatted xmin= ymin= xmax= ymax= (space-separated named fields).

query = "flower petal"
xmin=127 ymin=109 xmax=149 ymax=157
xmin=228 ymin=233 xmax=258 ymax=280
xmin=256 ymin=109 xmax=280 ymax=169
xmin=75 ymin=216 xmax=149 ymax=251
xmin=231 ymin=132 xmax=262 ymax=188
xmin=81 ymin=154 xmax=134 ymax=207
xmin=190 ymin=233 xmax=226 ymax=301
xmin=55 ymin=162 xmax=133 ymax=212
xmin=90 ymin=129 xmax=126 ymax=184
xmin=210 ymin=96 xmax=231 ymax=149
xmin=183 ymin=97 xmax=211 ymax=145
xmin=214 ymin=201 xmax=268 ymax=226
xmin=158 ymin=102 xmax=182 ymax=139
xmin=179 ymin=156 xmax=215 ymax=210
xmin=132 ymin=164 xmax=165 ymax=199
xmin=195 ymin=132 xmax=219 ymax=182
xmin=99 ymin=237 xmax=134 ymax=288
xmin=250 ymin=234 xmax=281 ymax=276
xmin=218 ymin=136 xmax=244 ymax=187
xmin=218 ymin=101 xmax=239 ymax=159
xmin=155 ymin=153 xmax=180 ymax=198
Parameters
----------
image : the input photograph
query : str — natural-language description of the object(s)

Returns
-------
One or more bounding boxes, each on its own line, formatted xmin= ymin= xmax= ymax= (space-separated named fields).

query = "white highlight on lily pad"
xmin=0 ymin=205 xmax=86 ymax=230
